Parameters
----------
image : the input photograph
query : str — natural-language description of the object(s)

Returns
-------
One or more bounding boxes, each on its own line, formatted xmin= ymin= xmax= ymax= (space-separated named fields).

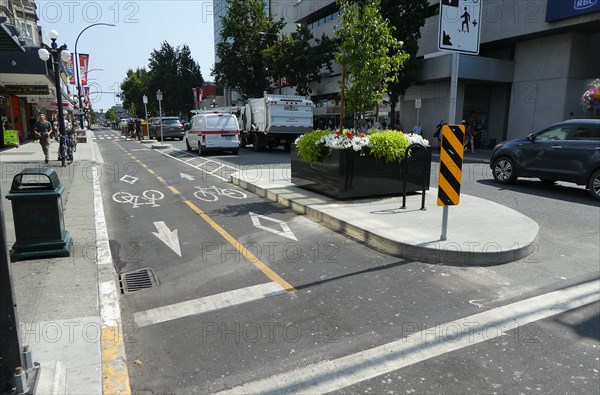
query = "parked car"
xmin=149 ymin=116 xmax=185 ymax=140
xmin=490 ymin=119 xmax=600 ymax=200
xmin=185 ymin=111 xmax=240 ymax=155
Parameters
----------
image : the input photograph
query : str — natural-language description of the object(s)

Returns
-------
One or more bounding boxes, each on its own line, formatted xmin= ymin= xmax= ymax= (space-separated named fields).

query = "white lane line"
xmin=219 ymin=279 xmax=600 ymax=394
xmin=134 ymin=282 xmax=285 ymax=328
xmin=208 ymin=164 xmax=225 ymax=174
xmin=157 ymin=149 xmax=229 ymax=182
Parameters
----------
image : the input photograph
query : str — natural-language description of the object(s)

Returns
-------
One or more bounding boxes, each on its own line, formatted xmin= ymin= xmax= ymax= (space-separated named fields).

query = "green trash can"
xmin=5 ymin=168 xmax=72 ymax=262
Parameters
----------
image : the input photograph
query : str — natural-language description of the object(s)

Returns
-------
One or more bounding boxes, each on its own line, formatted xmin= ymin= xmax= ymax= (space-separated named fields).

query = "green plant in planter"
xmin=295 ymin=129 xmax=330 ymax=163
xmin=368 ymin=130 xmax=411 ymax=163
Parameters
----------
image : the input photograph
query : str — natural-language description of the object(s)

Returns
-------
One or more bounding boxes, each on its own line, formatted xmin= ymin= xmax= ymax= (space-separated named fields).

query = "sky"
xmin=36 ymin=0 xmax=216 ymax=113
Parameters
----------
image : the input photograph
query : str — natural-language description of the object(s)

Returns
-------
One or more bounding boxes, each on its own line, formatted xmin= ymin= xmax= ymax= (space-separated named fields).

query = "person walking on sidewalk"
xmin=34 ymin=114 xmax=53 ymax=163
xmin=462 ymin=120 xmax=476 ymax=154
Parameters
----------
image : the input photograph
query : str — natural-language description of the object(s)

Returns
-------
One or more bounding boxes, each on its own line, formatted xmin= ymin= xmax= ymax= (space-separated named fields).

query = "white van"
xmin=185 ymin=112 xmax=240 ymax=155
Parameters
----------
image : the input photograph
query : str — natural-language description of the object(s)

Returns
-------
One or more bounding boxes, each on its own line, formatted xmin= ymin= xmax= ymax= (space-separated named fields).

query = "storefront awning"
xmin=0 ymin=22 xmax=25 ymax=52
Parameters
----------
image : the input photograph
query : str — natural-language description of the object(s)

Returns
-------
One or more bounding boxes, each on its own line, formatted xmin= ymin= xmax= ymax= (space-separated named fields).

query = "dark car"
xmin=149 ymin=116 xmax=185 ymax=140
xmin=490 ymin=119 xmax=600 ymax=200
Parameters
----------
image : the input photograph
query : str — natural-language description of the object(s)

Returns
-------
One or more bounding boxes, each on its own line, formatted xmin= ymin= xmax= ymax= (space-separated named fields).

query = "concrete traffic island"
xmin=231 ymin=169 xmax=540 ymax=266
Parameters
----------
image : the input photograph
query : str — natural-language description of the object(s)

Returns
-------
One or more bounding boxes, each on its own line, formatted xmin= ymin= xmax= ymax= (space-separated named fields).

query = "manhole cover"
xmin=120 ymin=268 xmax=159 ymax=294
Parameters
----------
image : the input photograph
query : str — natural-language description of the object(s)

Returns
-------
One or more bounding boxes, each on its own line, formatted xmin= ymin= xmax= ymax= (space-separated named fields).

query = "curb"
xmin=230 ymin=174 xmax=538 ymax=266
xmin=91 ymin=141 xmax=132 ymax=394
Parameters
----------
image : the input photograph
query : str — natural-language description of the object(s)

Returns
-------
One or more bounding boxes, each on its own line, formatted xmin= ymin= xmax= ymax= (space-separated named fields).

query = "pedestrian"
xmin=462 ymin=120 xmax=476 ymax=153
xmin=434 ymin=120 xmax=445 ymax=148
xmin=412 ymin=122 xmax=422 ymax=135
xmin=34 ymin=114 xmax=53 ymax=164
xmin=126 ymin=118 xmax=135 ymax=140
xmin=135 ymin=117 xmax=143 ymax=141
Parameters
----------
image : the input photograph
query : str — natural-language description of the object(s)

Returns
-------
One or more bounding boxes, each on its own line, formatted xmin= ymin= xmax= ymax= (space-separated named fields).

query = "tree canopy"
xmin=212 ymin=0 xmax=284 ymax=99
xmin=380 ymin=0 xmax=429 ymax=127
xmin=262 ymin=25 xmax=337 ymax=97
xmin=335 ymin=0 xmax=409 ymax=126
xmin=120 ymin=42 xmax=203 ymax=117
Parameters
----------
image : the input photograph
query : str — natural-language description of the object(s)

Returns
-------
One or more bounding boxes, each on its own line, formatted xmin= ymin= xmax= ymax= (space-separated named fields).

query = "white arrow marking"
xmin=152 ymin=221 xmax=182 ymax=257
xmin=180 ymin=172 xmax=195 ymax=181
xmin=250 ymin=212 xmax=297 ymax=241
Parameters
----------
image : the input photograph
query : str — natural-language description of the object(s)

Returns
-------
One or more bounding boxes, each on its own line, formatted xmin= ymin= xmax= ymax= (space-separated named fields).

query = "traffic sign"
xmin=415 ymin=99 xmax=422 ymax=109
xmin=437 ymin=124 xmax=465 ymax=206
xmin=438 ymin=0 xmax=482 ymax=54
xmin=156 ymin=90 xmax=163 ymax=101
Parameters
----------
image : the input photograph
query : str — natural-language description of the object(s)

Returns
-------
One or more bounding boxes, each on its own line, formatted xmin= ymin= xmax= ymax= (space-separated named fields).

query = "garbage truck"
xmin=240 ymin=93 xmax=314 ymax=151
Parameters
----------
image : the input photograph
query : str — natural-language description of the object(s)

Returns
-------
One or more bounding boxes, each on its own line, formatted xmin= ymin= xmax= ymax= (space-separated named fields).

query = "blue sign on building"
xmin=546 ymin=0 xmax=600 ymax=22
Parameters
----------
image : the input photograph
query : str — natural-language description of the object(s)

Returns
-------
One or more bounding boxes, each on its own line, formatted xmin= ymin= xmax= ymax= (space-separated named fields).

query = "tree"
xmin=335 ymin=0 xmax=409 ymax=128
xmin=212 ymin=0 xmax=284 ymax=98
xmin=120 ymin=68 xmax=148 ymax=118
xmin=105 ymin=108 xmax=117 ymax=122
xmin=380 ymin=0 xmax=429 ymax=128
xmin=146 ymin=42 xmax=203 ymax=116
xmin=262 ymin=25 xmax=337 ymax=96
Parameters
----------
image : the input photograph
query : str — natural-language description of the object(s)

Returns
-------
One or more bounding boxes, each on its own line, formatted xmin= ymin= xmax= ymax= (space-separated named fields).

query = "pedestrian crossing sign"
xmin=438 ymin=0 xmax=482 ymax=55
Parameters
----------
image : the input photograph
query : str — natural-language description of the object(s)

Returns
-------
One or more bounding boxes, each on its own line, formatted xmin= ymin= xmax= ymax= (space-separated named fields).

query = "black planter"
xmin=291 ymin=144 xmax=431 ymax=199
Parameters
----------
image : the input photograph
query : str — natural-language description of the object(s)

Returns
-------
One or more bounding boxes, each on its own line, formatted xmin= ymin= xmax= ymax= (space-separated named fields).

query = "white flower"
xmin=405 ymin=133 xmax=430 ymax=147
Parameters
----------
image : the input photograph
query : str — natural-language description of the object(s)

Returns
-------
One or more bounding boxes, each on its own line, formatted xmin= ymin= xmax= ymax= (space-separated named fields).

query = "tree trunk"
xmin=340 ymin=64 xmax=345 ymax=131
xmin=389 ymin=92 xmax=398 ymax=129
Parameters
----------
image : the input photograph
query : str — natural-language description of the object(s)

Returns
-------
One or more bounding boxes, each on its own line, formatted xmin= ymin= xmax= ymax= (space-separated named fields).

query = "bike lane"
xmin=97 ymin=140 xmax=562 ymax=394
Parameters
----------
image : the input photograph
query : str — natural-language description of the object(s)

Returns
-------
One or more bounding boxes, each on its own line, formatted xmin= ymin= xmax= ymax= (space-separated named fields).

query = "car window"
xmin=163 ymin=119 xmax=181 ymax=125
xmin=573 ymin=126 xmax=600 ymax=141
xmin=206 ymin=115 xmax=238 ymax=129
xmin=535 ymin=127 xmax=571 ymax=141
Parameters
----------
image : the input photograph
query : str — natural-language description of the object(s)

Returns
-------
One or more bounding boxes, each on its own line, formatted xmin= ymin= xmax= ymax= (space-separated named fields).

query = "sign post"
xmin=156 ymin=90 xmax=163 ymax=143
xmin=142 ymin=95 xmax=148 ymax=122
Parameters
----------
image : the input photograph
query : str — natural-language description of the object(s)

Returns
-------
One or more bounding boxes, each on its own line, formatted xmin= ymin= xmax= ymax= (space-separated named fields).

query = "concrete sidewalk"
xmin=1 ymin=134 xmax=129 ymax=394
xmin=231 ymin=168 xmax=539 ymax=266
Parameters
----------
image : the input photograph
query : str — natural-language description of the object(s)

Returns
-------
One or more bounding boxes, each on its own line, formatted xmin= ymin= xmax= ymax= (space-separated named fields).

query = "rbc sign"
xmin=546 ymin=0 xmax=600 ymax=21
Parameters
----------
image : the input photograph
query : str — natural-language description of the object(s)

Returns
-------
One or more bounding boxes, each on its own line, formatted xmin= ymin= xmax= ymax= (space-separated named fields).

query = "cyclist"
xmin=126 ymin=118 xmax=136 ymax=140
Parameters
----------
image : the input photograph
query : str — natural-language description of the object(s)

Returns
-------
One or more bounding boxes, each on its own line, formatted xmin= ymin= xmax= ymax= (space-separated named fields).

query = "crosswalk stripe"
xmin=133 ymin=283 xmax=285 ymax=328
xmin=219 ymin=279 xmax=600 ymax=394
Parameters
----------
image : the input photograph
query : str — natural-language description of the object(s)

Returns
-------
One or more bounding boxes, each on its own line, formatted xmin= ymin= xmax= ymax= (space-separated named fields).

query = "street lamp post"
xmin=38 ymin=29 xmax=72 ymax=143
xmin=74 ymin=23 xmax=115 ymax=129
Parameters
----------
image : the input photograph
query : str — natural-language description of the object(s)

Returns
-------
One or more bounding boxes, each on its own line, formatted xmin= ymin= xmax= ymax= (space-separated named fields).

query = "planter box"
xmin=291 ymin=144 xmax=431 ymax=199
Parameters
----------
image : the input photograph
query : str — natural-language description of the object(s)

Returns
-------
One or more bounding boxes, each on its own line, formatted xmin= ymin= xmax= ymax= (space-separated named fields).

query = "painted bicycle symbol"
xmin=193 ymin=186 xmax=247 ymax=202
xmin=112 ymin=190 xmax=165 ymax=208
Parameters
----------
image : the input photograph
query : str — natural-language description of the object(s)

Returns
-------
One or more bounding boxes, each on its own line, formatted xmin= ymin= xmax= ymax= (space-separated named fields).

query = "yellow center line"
xmin=184 ymin=200 xmax=297 ymax=293
xmin=156 ymin=176 xmax=165 ymax=183
xmin=168 ymin=186 xmax=180 ymax=194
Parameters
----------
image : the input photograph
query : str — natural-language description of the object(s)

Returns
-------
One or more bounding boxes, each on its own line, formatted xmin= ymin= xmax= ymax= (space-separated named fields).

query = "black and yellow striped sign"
xmin=437 ymin=124 xmax=465 ymax=206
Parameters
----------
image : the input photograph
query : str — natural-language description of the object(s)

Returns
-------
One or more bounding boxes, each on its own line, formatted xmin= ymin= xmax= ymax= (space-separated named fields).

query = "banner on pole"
xmin=79 ymin=53 xmax=89 ymax=85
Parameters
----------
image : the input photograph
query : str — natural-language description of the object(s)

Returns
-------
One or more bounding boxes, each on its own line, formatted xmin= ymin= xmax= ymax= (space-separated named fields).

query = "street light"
xmin=38 ymin=29 xmax=72 ymax=141
xmin=74 ymin=23 xmax=115 ymax=128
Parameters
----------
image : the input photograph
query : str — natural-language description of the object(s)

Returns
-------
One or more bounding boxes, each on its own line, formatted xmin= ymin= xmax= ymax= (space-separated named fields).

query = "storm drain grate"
xmin=120 ymin=268 xmax=159 ymax=294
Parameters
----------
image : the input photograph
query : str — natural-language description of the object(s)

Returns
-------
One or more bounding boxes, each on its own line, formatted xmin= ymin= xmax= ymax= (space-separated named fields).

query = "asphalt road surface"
xmin=93 ymin=127 xmax=599 ymax=394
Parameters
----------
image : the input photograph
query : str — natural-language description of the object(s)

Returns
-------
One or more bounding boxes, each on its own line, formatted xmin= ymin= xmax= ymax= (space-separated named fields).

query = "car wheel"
xmin=185 ymin=139 xmax=192 ymax=152
xmin=492 ymin=157 xmax=516 ymax=184
xmin=198 ymin=142 xmax=204 ymax=156
xmin=589 ymin=169 xmax=600 ymax=201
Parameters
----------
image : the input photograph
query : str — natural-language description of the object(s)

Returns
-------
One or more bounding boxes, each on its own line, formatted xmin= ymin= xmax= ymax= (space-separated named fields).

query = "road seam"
xmin=218 ymin=279 xmax=600 ymax=394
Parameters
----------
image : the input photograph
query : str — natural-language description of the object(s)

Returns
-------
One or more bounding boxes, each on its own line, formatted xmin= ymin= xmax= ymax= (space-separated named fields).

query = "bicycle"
xmin=56 ymin=131 xmax=74 ymax=166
